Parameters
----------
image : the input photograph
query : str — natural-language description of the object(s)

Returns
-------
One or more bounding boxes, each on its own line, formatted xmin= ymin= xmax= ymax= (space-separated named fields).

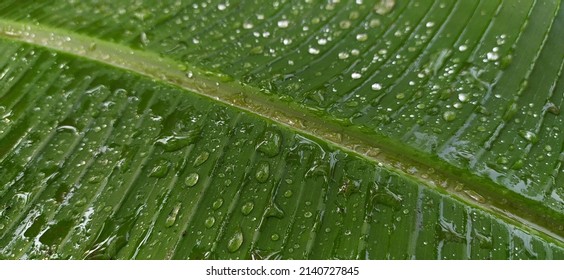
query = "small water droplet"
xmin=149 ymin=160 xmax=170 ymax=178
xmin=304 ymin=211 xmax=313 ymax=218
xmin=371 ymin=83 xmax=382 ymax=91
xmin=212 ymin=198 xmax=224 ymax=210
xmin=351 ymin=73 xmax=362 ymax=79
xmin=277 ymin=20 xmax=289 ymax=28
xmin=442 ymin=111 xmax=456 ymax=122
xmin=256 ymin=130 xmax=282 ymax=157
xmin=486 ymin=51 xmax=499 ymax=61
xmin=283 ymin=190 xmax=293 ymax=198
xmin=458 ymin=93 xmax=469 ymax=102
xmin=374 ymin=0 xmax=395 ymax=15
xmin=519 ymin=130 xmax=538 ymax=143
xmin=227 ymin=230 xmax=244 ymax=253
xmin=193 ymin=151 xmax=210 ymax=166
xmin=338 ymin=52 xmax=349 ymax=59
xmin=270 ymin=234 xmax=280 ymax=241
xmin=184 ymin=173 xmax=199 ymax=187
xmin=356 ymin=33 xmax=368 ymax=41
xmin=255 ymin=161 xmax=270 ymax=183
xmin=241 ymin=202 xmax=254 ymax=216
xmin=308 ymin=47 xmax=320 ymax=55
xmin=165 ymin=203 xmax=181 ymax=228
xmin=339 ymin=20 xmax=351 ymax=29
xmin=204 ymin=216 xmax=216 ymax=228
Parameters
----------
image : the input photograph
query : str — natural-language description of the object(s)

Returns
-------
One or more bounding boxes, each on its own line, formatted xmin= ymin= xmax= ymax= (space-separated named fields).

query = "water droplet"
xmin=241 ymin=202 xmax=254 ymax=216
xmin=304 ymin=211 xmax=313 ymax=218
xmin=395 ymin=93 xmax=405 ymax=100
xmin=277 ymin=20 xmax=289 ymax=28
xmin=371 ymin=83 xmax=382 ymax=91
xmin=374 ymin=0 xmax=395 ymax=15
xmin=149 ymin=160 xmax=170 ymax=178
xmin=442 ymin=111 xmax=456 ymax=122
xmin=165 ymin=203 xmax=181 ymax=228
xmin=339 ymin=20 xmax=351 ymax=29
xmin=212 ymin=198 xmax=224 ymax=210
xmin=155 ymin=133 xmax=199 ymax=152
xmin=193 ymin=151 xmax=210 ymax=166
xmin=458 ymin=45 xmax=468 ymax=52
xmin=56 ymin=125 xmax=78 ymax=134
xmin=283 ymin=190 xmax=293 ymax=198
xmin=458 ymin=93 xmax=469 ymax=102
xmin=184 ymin=173 xmax=199 ymax=187
xmin=338 ymin=52 xmax=349 ymax=59
xmin=271 ymin=234 xmax=280 ymax=241
xmin=204 ymin=216 xmax=216 ymax=228
xmin=243 ymin=22 xmax=254 ymax=29
xmin=256 ymin=130 xmax=282 ymax=157
xmin=486 ymin=51 xmax=499 ymax=61
xmin=356 ymin=33 xmax=368 ymax=42
xmin=227 ymin=230 xmax=244 ymax=253
xmin=308 ymin=47 xmax=320 ymax=55
xmin=351 ymin=73 xmax=362 ymax=79
xmin=255 ymin=161 xmax=270 ymax=183
xmin=426 ymin=22 xmax=435 ymax=28
xmin=519 ymin=130 xmax=538 ymax=143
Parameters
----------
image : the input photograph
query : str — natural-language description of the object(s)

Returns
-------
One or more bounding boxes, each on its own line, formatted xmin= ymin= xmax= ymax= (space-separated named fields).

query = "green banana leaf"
xmin=0 ymin=0 xmax=563 ymax=259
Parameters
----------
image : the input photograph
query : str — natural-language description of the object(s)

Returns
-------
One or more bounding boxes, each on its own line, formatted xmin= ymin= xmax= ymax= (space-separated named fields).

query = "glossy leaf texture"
xmin=0 ymin=0 xmax=563 ymax=259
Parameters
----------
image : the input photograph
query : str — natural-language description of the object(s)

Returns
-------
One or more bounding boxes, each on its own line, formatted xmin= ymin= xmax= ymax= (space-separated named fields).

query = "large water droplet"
xmin=442 ymin=111 xmax=456 ymax=122
xmin=374 ymin=0 xmax=395 ymax=15
xmin=241 ymin=202 xmax=254 ymax=216
xmin=165 ymin=203 xmax=181 ymax=228
xmin=519 ymin=130 xmax=538 ymax=143
xmin=204 ymin=216 xmax=216 ymax=228
xmin=255 ymin=161 xmax=270 ymax=183
xmin=212 ymin=198 xmax=224 ymax=210
xmin=149 ymin=160 xmax=170 ymax=178
xmin=184 ymin=173 xmax=199 ymax=187
xmin=155 ymin=132 xmax=199 ymax=152
xmin=193 ymin=151 xmax=210 ymax=166
xmin=227 ymin=230 xmax=244 ymax=253
xmin=256 ymin=130 xmax=282 ymax=157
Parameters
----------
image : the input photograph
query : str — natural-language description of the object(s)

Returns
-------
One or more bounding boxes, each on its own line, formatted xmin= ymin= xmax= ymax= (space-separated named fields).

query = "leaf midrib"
xmin=1 ymin=18 xmax=562 ymax=244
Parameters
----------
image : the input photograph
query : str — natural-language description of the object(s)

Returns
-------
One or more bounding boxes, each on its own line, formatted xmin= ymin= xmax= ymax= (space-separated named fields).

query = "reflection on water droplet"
xmin=227 ymin=230 xmax=244 ymax=253
xmin=255 ymin=161 xmax=270 ymax=182
xmin=351 ymin=73 xmax=362 ymax=79
xmin=184 ymin=173 xmax=199 ymax=187
xmin=271 ymin=234 xmax=279 ymax=241
xmin=241 ymin=202 xmax=254 ymax=216
xmin=304 ymin=211 xmax=313 ymax=218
